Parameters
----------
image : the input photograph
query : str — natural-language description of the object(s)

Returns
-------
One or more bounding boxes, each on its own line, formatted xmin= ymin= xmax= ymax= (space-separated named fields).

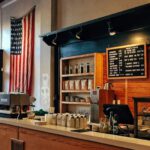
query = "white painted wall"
xmin=57 ymin=0 xmax=150 ymax=29
xmin=0 ymin=0 xmax=52 ymax=110
xmin=0 ymin=5 xmax=2 ymax=48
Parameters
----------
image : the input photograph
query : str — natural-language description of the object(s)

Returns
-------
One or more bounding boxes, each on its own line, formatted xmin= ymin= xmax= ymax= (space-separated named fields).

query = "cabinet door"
xmin=19 ymin=128 xmax=129 ymax=150
xmin=0 ymin=124 xmax=18 ymax=150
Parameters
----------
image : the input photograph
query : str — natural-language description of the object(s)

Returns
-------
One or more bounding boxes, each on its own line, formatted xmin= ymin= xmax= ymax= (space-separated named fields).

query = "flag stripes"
xmin=9 ymin=8 xmax=35 ymax=95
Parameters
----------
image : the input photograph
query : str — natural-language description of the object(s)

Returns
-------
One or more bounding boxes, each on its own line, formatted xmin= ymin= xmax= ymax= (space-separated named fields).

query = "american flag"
xmin=9 ymin=8 xmax=35 ymax=95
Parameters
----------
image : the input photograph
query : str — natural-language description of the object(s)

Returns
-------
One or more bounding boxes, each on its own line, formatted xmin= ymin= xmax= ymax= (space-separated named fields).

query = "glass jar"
xmin=86 ymin=62 xmax=90 ymax=73
xmin=64 ymin=66 xmax=68 ymax=74
xmin=74 ymin=64 xmax=78 ymax=74
xmin=69 ymin=65 xmax=73 ymax=74
xmin=80 ymin=63 xmax=84 ymax=73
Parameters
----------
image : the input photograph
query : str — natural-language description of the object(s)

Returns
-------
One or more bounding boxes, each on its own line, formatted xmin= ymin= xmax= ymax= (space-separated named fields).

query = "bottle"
xmin=86 ymin=62 xmax=90 ymax=73
xmin=69 ymin=65 xmax=73 ymax=74
xmin=109 ymin=111 xmax=113 ymax=133
xmin=80 ymin=63 xmax=84 ymax=73
xmin=75 ymin=64 xmax=78 ymax=74
xmin=112 ymin=114 xmax=119 ymax=135
xmin=64 ymin=66 xmax=68 ymax=74
xmin=103 ymin=117 xmax=109 ymax=133
xmin=99 ymin=118 xmax=104 ymax=133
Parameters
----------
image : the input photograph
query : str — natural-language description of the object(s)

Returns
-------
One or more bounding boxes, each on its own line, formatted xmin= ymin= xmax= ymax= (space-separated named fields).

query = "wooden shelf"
xmin=61 ymin=90 xmax=90 ymax=93
xmin=138 ymin=112 xmax=150 ymax=117
xmin=62 ymin=101 xmax=91 ymax=105
xmin=61 ymin=53 xmax=94 ymax=60
xmin=62 ymin=72 xmax=94 ymax=77
xmin=60 ymin=53 xmax=104 ymax=113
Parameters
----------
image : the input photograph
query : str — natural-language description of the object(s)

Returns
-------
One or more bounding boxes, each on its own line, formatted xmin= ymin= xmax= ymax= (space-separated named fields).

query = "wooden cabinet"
xmin=19 ymin=128 xmax=128 ymax=150
xmin=0 ymin=124 xmax=18 ymax=150
xmin=0 ymin=50 xmax=3 ymax=92
xmin=60 ymin=53 xmax=105 ymax=113
xmin=133 ymin=97 xmax=150 ymax=138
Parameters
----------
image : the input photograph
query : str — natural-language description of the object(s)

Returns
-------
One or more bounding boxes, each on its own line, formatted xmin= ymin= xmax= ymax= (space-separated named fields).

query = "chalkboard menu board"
xmin=107 ymin=44 xmax=147 ymax=79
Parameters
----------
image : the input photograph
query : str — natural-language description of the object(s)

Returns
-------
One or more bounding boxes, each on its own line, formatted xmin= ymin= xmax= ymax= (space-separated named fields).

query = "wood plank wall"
xmin=106 ymin=46 xmax=150 ymax=115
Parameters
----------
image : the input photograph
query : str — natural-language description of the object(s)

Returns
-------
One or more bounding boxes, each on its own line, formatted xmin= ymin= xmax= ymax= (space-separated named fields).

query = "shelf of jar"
xmin=61 ymin=101 xmax=91 ymax=105
xmin=60 ymin=53 xmax=104 ymax=113
xmin=61 ymin=90 xmax=90 ymax=93
xmin=62 ymin=72 xmax=94 ymax=77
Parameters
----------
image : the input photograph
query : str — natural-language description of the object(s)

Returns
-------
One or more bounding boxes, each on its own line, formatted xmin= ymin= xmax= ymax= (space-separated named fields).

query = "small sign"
xmin=0 ymin=98 xmax=8 ymax=103
xmin=107 ymin=44 xmax=147 ymax=79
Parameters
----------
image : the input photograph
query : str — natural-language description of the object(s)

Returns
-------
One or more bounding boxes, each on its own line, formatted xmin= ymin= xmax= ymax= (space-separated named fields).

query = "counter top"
xmin=0 ymin=118 xmax=149 ymax=150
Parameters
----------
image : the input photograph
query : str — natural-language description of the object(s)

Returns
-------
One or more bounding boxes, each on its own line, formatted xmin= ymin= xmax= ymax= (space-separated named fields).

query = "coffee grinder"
xmin=90 ymin=88 xmax=100 ymax=123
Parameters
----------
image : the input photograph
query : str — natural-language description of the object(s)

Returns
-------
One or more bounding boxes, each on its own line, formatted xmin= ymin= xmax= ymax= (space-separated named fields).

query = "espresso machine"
xmin=0 ymin=93 xmax=35 ymax=118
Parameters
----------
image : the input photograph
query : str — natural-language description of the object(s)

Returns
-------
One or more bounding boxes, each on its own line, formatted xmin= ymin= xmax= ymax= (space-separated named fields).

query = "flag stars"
xmin=10 ymin=18 xmax=22 ymax=54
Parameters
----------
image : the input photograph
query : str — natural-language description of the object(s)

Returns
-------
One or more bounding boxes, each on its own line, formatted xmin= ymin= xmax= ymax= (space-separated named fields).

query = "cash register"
xmin=103 ymin=104 xmax=134 ymax=135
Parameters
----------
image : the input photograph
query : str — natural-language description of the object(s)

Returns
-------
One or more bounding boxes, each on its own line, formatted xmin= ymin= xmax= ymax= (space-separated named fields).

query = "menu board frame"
xmin=106 ymin=43 xmax=147 ymax=79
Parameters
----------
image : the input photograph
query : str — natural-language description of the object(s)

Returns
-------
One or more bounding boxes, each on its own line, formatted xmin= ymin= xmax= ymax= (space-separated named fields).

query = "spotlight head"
xmin=109 ymin=30 xmax=116 ymax=36
xmin=51 ymin=34 xmax=57 ymax=46
xmin=75 ymin=33 xmax=81 ymax=39
xmin=75 ymin=26 xmax=82 ymax=40
xmin=51 ymin=39 xmax=57 ymax=45
xmin=107 ymin=21 xmax=116 ymax=36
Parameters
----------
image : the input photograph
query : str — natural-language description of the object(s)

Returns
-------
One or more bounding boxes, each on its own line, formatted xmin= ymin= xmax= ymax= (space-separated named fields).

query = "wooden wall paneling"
xmin=99 ymin=89 xmax=115 ymax=117
xmin=110 ymin=80 xmax=126 ymax=104
xmin=19 ymin=128 xmax=129 ymax=150
xmin=125 ymin=79 xmax=128 ymax=104
xmin=0 ymin=124 xmax=18 ymax=150
xmin=94 ymin=53 xmax=104 ymax=88
xmin=105 ymin=46 xmax=150 ymax=115
xmin=103 ymin=54 xmax=108 ymax=84
xmin=127 ymin=48 xmax=150 ymax=114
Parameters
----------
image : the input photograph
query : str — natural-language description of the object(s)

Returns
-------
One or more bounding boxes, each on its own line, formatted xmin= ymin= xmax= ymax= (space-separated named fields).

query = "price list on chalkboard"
xmin=107 ymin=44 xmax=147 ymax=79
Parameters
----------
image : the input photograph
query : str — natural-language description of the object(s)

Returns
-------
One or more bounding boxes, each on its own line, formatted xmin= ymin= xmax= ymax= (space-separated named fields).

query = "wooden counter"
xmin=0 ymin=118 xmax=149 ymax=150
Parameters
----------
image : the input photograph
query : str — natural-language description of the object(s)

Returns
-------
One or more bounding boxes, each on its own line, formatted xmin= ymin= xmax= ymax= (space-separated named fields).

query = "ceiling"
xmin=42 ymin=4 xmax=150 ymax=47
xmin=0 ymin=0 xmax=4 ymax=3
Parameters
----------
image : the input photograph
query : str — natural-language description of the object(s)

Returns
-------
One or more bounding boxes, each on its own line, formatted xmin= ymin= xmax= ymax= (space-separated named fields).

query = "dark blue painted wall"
xmin=60 ymin=27 xmax=150 ymax=57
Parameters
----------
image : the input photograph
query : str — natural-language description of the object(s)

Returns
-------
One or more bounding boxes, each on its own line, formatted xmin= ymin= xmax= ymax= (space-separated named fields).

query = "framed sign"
xmin=107 ymin=44 xmax=147 ymax=79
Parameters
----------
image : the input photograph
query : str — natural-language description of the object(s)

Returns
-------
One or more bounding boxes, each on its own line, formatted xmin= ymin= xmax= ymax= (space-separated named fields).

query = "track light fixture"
xmin=51 ymin=34 xmax=57 ymax=45
xmin=75 ymin=26 xmax=83 ymax=39
xmin=107 ymin=21 xmax=116 ymax=36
